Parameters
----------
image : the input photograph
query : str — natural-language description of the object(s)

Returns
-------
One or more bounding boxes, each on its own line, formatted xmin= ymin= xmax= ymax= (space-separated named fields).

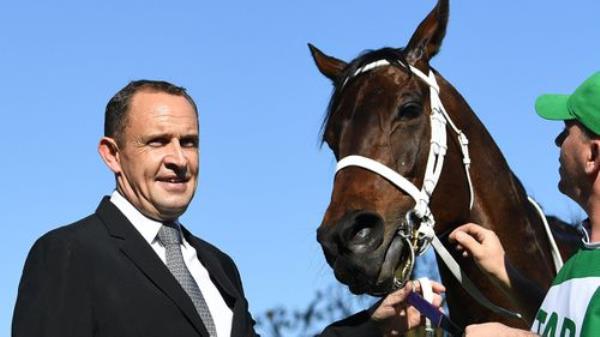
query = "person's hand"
xmin=449 ymin=223 xmax=509 ymax=286
xmin=369 ymin=280 xmax=445 ymax=336
xmin=464 ymin=322 xmax=538 ymax=337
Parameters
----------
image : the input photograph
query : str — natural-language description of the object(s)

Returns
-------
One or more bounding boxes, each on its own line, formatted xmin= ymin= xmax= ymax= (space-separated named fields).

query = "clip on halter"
xmin=392 ymin=233 xmax=415 ymax=289
xmin=392 ymin=210 xmax=435 ymax=288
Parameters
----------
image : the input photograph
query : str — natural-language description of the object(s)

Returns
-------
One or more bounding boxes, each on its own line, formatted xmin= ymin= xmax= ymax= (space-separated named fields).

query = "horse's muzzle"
xmin=317 ymin=210 xmax=405 ymax=295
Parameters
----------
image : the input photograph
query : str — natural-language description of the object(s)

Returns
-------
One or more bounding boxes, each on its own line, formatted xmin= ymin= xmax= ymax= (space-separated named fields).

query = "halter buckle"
xmin=397 ymin=210 xmax=434 ymax=256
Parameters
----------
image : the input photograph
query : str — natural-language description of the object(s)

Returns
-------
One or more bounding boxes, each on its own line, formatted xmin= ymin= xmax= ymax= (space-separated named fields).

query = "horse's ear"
xmin=308 ymin=43 xmax=347 ymax=82
xmin=405 ymin=0 xmax=449 ymax=63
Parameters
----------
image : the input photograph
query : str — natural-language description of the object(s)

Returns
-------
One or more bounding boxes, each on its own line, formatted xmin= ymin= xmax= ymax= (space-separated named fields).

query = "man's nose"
xmin=555 ymin=125 xmax=568 ymax=147
xmin=164 ymin=140 xmax=188 ymax=168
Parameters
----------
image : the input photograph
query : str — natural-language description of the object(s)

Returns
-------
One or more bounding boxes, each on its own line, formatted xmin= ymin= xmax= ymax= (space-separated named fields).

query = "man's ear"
xmin=98 ymin=137 xmax=122 ymax=174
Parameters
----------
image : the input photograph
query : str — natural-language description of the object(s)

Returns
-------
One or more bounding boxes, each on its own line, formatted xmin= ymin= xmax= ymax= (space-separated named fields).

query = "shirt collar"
xmin=109 ymin=191 xmax=182 ymax=245
xmin=579 ymin=219 xmax=600 ymax=249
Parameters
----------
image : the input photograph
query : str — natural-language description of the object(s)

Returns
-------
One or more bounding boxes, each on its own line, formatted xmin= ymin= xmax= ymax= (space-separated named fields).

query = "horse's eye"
xmin=395 ymin=103 xmax=422 ymax=121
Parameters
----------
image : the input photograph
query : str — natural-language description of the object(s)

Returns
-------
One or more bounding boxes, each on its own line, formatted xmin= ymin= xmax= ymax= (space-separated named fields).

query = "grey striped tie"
xmin=158 ymin=224 xmax=217 ymax=337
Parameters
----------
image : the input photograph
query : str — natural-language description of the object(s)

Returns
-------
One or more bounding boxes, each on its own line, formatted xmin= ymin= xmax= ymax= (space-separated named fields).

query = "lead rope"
xmin=417 ymin=277 xmax=436 ymax=337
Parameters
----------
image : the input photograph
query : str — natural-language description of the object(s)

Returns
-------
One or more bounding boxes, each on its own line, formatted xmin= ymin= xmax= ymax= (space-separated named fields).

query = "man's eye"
xmin=148 ymin=138 xmax=168 ymax=147
xmin=181 ymin=139 xmax=198 ymax=148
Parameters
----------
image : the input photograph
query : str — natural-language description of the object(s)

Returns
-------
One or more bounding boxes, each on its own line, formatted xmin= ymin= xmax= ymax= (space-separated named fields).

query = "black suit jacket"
xmin=13 ymin=197 xmax=258 ymax=337
xmin=13 ymin=197 xmax=381 ymax=337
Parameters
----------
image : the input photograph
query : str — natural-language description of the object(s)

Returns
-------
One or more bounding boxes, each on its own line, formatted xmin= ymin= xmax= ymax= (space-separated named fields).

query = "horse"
xmin=309 ymin=0 xmax=579 ymax=330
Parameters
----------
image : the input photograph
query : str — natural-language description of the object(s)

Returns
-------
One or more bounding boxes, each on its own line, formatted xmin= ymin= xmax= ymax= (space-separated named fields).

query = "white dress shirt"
xmin=110 ymin=191 xmax=233 ymax=337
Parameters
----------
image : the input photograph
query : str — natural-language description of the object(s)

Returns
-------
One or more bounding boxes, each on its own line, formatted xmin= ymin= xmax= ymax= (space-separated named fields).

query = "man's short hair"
xmin=579 ymin=122 xmax=600 ymax=140
xmin=104 ymin=80 xmax=198 ymax=145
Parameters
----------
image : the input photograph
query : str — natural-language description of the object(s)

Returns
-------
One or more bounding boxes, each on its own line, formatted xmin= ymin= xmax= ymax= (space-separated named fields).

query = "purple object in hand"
xmin=407 ymin=292 xmax=463 ymax=336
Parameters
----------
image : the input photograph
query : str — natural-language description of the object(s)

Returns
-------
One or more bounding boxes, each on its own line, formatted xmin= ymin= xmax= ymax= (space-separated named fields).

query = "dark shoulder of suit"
xmin=12 ymin=198 xmax=259 ymax=337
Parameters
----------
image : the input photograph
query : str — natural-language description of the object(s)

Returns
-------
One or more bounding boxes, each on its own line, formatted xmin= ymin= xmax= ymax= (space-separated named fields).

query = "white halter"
xmin=336 ymin=60 xmax=474 ymax=255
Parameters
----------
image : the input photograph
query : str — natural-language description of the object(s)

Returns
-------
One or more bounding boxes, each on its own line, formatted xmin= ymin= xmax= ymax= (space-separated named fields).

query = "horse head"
xmin=311 ymin=0 xmax=473 ymax=296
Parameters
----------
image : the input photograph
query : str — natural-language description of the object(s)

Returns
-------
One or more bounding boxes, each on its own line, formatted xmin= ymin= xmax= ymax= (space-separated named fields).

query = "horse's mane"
xmin=320 ymin=47 xmax=412 ymax=144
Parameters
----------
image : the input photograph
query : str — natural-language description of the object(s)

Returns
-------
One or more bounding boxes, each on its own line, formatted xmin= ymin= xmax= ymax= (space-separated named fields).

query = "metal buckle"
xmin=392 ymin=235 xmax=415 ymax=289
xmin=392 ymin=210 xmax=421 ymax=289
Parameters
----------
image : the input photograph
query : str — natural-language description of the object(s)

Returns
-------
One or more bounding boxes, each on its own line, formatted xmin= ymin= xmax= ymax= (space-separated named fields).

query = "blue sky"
xmin=1 ymin=0 xmax=600 ymax=334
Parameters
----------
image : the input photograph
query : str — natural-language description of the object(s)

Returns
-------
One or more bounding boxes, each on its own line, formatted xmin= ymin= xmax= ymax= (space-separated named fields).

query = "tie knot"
xmin=157 ymin=224 xmax=182 ymax=246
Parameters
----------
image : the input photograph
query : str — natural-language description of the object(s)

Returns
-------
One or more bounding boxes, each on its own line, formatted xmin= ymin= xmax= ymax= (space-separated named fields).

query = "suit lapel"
xmin=183 ymin=231 xmax=240 ymax=305
xmin=184 ymin=230 xmax=247 ymax=337
xmin=95 ymin=197 xmax=210 ymax=337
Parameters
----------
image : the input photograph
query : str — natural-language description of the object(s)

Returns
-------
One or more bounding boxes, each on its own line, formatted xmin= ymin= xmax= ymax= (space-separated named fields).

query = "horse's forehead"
xmin=330 ymin=67 xmax=426 ymax=126
xmin=355 ymin=64 xmax=408 ymax=82
xmin=338 ymin=69 xmax=428 ymax=136
xmin=358 ymin=66 xmax=421 ymax=92
xmin=324 ymin=64 xmax=427 ymax=147
xmin=341 ymin=68 xmax=424 ymax=110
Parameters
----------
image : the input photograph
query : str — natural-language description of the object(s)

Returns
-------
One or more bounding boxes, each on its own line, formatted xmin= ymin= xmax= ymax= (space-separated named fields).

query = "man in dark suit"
xmin=12 ymin=80 xmax=440 ymax=337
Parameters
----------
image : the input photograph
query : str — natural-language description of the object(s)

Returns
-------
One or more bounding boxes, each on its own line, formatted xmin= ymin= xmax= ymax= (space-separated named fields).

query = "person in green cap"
xmin=447 ymin=71 xmax=600 ymax=337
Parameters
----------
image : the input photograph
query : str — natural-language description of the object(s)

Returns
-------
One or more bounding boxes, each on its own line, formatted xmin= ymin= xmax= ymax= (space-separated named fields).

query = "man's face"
xmin=555 ymin=121 xmax=590 ymax=204
xmin=114 ymin=90 xmax=199 ymax=221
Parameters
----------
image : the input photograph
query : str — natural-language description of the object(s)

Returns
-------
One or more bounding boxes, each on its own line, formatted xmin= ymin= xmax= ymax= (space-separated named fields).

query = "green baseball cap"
xmin=536 ymin=71 xmax=600 ymax=135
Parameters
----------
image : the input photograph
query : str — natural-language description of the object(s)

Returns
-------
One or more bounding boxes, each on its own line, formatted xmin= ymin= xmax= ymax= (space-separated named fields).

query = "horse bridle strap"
xmin=335 ymin=60 xmax=523 ymax=320
xmin=337 ymin=156 xmax=432 ymax=219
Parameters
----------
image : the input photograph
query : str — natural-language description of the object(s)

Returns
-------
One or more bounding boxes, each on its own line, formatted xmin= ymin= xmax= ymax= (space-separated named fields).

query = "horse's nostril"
xmin=354 ymin=226 xmax=371 ymax=241
xmin=318 ymin=211 xmax=385 ymax=259
xmin=356 ymin=213 xmax=381 ymax=228
xmin=342 ymin=212 xmax=384 ymax=251
xmin=346 ymin=214 xmax=377 ymax=242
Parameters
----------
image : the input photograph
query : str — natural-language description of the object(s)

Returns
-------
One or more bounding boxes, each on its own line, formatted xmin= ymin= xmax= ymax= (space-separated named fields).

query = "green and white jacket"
xmin=531 ymin=225 xmax=600 ymax=337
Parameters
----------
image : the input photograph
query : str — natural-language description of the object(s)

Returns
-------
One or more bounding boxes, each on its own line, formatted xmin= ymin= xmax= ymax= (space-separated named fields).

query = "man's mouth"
xmin=156 ymin=176 xmax=191 ymax=192
xmin=157 ymin=176 xmax=189 ymax=183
